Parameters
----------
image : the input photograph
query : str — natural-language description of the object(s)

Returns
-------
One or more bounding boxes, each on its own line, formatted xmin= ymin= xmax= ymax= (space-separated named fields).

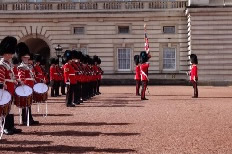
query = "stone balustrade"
xmin=0 ymin=1 xmax=187 ymax=11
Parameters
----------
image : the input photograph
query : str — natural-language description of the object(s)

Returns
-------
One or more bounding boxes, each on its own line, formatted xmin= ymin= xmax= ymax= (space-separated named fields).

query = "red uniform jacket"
xmin=34 ymin=64 xmax=45 ymax=83
xmin=18 ymin=63 xmax=35 ymax=88
xmin=134 ymin=65 xmax=141 ymax=80
xmin=63 ymin=62 xmax=76 ymax=84
xmin=56 ymin=65 xmax=64 ymax=81
xmin=140 ymin=62 xmax=149 ymax=81
xmin=0 ymin=60 xmax=15 ymax=95
xmin=190 ymin=64 xmax=198 ymax=81
xmin=50 ymin=65 xmax=59 ymax=81
xmin=13 ymin=65 xmax=19 ymax=81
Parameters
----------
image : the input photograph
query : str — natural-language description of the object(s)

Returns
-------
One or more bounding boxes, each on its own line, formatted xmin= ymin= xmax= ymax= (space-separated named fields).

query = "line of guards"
xmin=49 ymin=50 xmax=103 ymax=107
xmin=0 ymin=36 xmax=103 ymax=136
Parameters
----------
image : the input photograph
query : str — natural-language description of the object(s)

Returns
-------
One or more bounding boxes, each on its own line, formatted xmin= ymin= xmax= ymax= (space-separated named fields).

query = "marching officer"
xmin=16 ymin=42 xmax=39 ymax=125
xmin=188 ymin=54 xmax=198 ymax=98
xmin=49 ymin=58 xmax=59 ymax=97
xmin=140 ymin=51 xmax=151 ymax=101
xmin=0 ymin=36 xmax=22 ymax=135
xmin=63 ymin=50 xmax=77 ymax=107
xmin=134 ymin=55 xmax=141 ymax=96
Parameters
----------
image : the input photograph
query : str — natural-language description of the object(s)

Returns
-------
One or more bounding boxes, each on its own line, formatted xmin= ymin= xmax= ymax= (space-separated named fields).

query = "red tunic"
xmin=34 ymin=64 xmax=45 ymax=83
xmin=134 ymin=65 xmax=141 ymax=80
xmin=190 ymin=65 xmax=198 ymax=81
xmin=13 ymin=66 xmax=19 ymax=81
xmin=18 ymin=63 xmax=35 ymax=88
xmin=0 ymin=60 xmax=15 ymax=95
xmin=50 ymin=65 xmax=59 ymax=81
xmin=63 ymin=63 xmax=77 ymax=84
xmin=56 ymin=65 xmax=64 ymax=81
xmin=140 ymin=62 xmax=149 ymax=81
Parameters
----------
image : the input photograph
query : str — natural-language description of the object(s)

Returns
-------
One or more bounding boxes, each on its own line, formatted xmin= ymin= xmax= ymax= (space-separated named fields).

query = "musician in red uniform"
xmin=0 ymin=36 xmax=22 ymax=135
xmin=140 ymin=51 xmax=151 ymax=100
xmin=96 ymin=57 xmax=103 ymax=95
xmin=12 ymin=56 xmax=19 ymax=82
xmin=59 ymin=59 xmax=66 ymax=95
xmin=34 ymin=54 xmax=45 ymax=83
xmin=49 ymin=58 xmax=59 ymax=97
xmin=63 ymin=50 xmax=76 ymax=107
xmin=188 ymin=54 xmax=198 ymax=98
xmin=16 ymin=42 xmax=39 ymax=125
xmin=134 ymin=55 xmax=141 ymax=96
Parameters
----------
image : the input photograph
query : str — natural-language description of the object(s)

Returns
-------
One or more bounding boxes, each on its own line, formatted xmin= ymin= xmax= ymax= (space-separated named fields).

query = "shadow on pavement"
xmin=23 ymin=130 xmax=140 ymax=137
xmin=41 ymin=122 xmax=133 ymax=126
xmin=0 ymin=145 xmax=136 ymax=153
xmin=0 ymin=139 xmax=52 ymax=145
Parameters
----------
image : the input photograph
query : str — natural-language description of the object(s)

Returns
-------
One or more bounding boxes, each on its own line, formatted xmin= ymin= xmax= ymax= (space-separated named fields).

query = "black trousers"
xmin=136 ymin=80 xmax=141 ymax=95
xmin=4 ymin=114 xmax=14 ymax=130
xmin=191 ymin=81 xmax=198 ymax=97
xmin=60 ymin=80 xmax=66 ymax=95
xmin=74 ymin=82 xmax=81 ymax=103
xmin=51 ymin=80 xmax=60 ymax=96
xmin=22 ymin=107 xmax=34 ymax=123
xmin=97 ymin=80 xmax=101 ymax=93
xmin=141 ymin=80 xmax=148 ymax=99
xmin=66 ymin=84 xmax=77 ymax=105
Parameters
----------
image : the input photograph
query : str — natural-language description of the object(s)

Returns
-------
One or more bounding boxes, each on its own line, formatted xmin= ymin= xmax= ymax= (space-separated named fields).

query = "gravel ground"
xmin=1 ymin=85 xmax=232 ymax=154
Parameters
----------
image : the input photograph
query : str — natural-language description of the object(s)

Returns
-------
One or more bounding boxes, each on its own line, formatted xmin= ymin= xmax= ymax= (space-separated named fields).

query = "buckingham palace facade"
xmin=0 ymin=0 xmax=231 ymax=85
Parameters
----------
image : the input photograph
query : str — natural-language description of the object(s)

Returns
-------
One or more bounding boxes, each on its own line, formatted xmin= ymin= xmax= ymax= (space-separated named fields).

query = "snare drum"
xmin=14 ymin=85 xmax=33 ymax=108
xmin=0 ymin=89 xmax=11 ymax=117
xmin=33 ymin=83 xmax=48 ymax=102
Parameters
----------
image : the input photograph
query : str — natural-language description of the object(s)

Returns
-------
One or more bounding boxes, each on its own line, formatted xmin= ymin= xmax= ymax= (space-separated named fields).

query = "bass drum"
xmin=33 ymin=83 xmax=48 ymax=102
xmin=14 ymin=85 xmax=33 ymax=108
xmin=0 ymin=89 xmax=12 ymax=117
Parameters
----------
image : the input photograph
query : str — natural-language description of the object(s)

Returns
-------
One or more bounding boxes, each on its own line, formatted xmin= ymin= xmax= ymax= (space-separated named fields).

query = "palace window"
xmin=163 ymin=47 xmax=176 ymax=70
xmin=163 ymin=26 xmax=175 ymax=34
xmin=117 ymin=48 xmax=131 ymax=71
xmin=74 ymin=27 xmax=85 ymax=35
xmin=118 ymin=26 xmax=130 ymax=34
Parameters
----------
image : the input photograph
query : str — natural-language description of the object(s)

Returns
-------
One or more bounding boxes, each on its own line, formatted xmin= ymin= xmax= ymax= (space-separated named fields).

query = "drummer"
xmin=0 ymin=36 xmax=22 ymax=135
xmin=34 ymin=54 xmax=46 ymax=84
xmin=16 ymin=42 xmax=39 ymax=126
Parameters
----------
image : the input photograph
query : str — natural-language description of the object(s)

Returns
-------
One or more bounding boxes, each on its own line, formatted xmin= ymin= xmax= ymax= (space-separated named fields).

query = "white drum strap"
xmin=140 ymin=68 xmax=149 ymax=81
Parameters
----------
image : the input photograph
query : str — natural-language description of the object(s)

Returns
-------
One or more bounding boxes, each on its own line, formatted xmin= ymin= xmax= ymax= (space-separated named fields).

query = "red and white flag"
xmin=144 ymin=24 xmax=149 ymax=53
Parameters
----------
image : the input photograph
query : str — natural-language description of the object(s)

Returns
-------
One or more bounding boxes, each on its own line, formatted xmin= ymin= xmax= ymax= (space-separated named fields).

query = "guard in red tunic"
xmin=188 ymin=54 xmax=198 ymax=98
xmin=12 ymin=56 xmax=19 ymax=81
xmin=49 ymin=58 xmax=59 ymax=97
xmin=96 ymin=57 xmax=103 ymax=95
xmin=0 ymin=36 xmax=22 ymax=135
xmin=34 ymin=54 xmax=45 ymax=83
xmin=16 ymin=42 xmax=39 ymax=125
xmin=134 ymin=55 xmax=141 ymax=96
xmin=140 ymin=51 xmax=151 ymax=100
xmin=63 ymin=50 xmax=76 ymax=107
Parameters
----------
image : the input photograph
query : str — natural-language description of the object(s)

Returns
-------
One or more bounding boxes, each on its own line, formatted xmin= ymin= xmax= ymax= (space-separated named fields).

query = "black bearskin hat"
xmin=93 ymin=55 xmax=98 ymax=63
xmin=190 ymin=54 xmax=198 ymax=64
xmin=97 ymin=57 xmax=101 ymax=65
xmin=55 ymin=58 xmax=59 ymax=65
xmin=0 ymin=36 xmax=17 ymax=56
xmin=134 ymin=55 xmax=140 ymax=65
xmin=16 ymin=42 xmax=30 ymax=62
xmin=140 ymin=51 xmax=148 ymax=64
xmin=29 ymin=53 xmax=34 ymax=61
xmin=12 ymin=56 xmax=19 ymax=65
xmin=63 ymin=50 xmax=72 ymax=63
xmin=34 ymin=54 xmax=41 ymax=63
xmin=72 ymin=50 xmax=82 ymax=59
xmin=49 ymin=57 xmax=56 ymax=65
xmin=81 ymin=54 xmax=88 ymax=64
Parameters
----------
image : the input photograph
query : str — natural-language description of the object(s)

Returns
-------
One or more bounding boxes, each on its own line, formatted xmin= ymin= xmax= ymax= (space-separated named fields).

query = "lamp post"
xmin=55 ymin=44 xmax=63 ymax=66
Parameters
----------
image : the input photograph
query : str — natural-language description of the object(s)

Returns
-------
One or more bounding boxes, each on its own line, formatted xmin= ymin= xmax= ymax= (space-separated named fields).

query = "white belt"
xmin=5 ymin=79 xmax=15 ymax=82
xmin=69 ymin=74 xmax=75 ymax=76
xmin=25 ymin=78 xmax=34 ymax=81
xmin=54 ymin=73 xmax=58 ymax=74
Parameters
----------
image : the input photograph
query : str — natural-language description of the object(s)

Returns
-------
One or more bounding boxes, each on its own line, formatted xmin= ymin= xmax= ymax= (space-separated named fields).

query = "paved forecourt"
xmin=1 ymin=86 xmax=232 ymax=153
